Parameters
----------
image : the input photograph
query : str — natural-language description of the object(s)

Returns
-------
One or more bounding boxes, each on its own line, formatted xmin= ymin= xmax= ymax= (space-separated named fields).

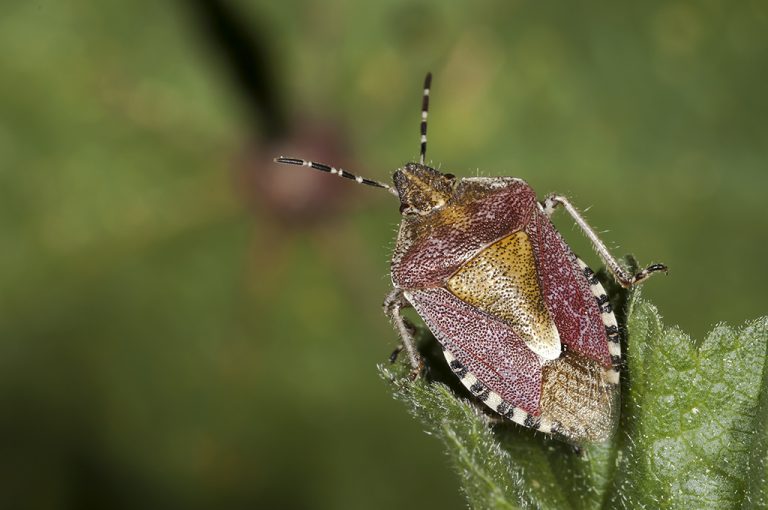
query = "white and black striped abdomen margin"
xmin=575 ymin=257 xmax=621 ymax=385
xmin=441 ymin=348 xmax=555 ymax=434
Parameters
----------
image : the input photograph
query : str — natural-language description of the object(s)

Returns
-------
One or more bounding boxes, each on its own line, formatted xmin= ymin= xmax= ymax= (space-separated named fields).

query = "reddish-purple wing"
xmin=406 ymin=287 xmax=542 ymax=413
xmin=527 ymin=207 xmax=613 ymax=367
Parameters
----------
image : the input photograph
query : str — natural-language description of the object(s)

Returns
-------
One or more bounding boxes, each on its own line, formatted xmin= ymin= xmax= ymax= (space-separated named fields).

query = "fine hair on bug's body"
xmin=274 ymin=73 xmax=666 ymax=443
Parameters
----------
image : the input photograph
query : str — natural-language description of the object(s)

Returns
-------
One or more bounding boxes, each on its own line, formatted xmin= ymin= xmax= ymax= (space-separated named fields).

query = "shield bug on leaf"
xmin=274 ymin=73 xmax=666 ymax=443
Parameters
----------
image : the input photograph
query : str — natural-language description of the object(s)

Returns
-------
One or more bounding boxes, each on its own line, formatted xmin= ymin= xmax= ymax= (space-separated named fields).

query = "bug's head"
xmin=393 ymin=163 xmax=455 ymax=215
xmin=394 ymin=73 xmax=456 ymax=215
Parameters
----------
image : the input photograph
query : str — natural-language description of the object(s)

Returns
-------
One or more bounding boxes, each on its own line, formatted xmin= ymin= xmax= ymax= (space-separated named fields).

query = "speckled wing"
xmin=526 ymin=208 xmax=613 ymax=368
xmin=404 ymin=287 xmax=543 ymax=414
xmin=446 ymin=231 xmax=561 ymax=360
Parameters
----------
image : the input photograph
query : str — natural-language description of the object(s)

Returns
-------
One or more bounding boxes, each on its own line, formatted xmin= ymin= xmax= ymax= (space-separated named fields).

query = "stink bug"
xmin=274 ymin=73 xmax=666 ymax=443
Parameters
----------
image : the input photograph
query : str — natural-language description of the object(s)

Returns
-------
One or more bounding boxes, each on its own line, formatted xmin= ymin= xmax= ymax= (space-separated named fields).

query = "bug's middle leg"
xmin=541 ymin=194 xmax=667 ymax=288
xmin=383 ymin=289 xmax=424 ymax=378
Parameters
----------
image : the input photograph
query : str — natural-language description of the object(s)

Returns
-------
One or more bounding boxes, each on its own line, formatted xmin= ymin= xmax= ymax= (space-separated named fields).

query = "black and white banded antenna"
xmin=419 ymin=72 xmax=432 ymax=165
xmin=274 ymin=71 xmax=434 ymax=194
xmin=273 ymin=157 xmax=398 ymax=196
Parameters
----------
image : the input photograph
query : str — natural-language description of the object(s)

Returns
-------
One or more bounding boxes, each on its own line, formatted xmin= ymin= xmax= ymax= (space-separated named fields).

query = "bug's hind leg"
xmin=384 ymin=289 xmax=424 ymax=379
xmin=541 ymin=194 xmax=667 ymax=288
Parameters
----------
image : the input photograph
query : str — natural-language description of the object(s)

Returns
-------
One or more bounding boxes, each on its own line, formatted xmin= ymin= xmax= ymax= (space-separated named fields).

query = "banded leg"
xmin=541 ymin=194 xmax=667 ymax=288
xmin=383 ymin=288 xmax=423 ymax=377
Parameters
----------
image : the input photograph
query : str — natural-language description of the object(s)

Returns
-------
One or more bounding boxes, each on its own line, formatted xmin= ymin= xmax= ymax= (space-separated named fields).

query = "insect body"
xmin=275 ymin=73 xmax=666 ymax=443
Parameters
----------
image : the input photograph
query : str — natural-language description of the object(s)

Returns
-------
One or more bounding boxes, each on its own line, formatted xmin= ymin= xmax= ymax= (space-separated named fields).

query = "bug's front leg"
xmin=383 ymin=289 xmax=424 ymax=379
xmin=541 ymin=194 xmax=667 ymax=288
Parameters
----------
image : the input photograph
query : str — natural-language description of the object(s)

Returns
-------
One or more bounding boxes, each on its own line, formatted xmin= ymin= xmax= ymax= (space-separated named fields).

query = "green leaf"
xmin=380 ymin=292 xmax=768 ymax=509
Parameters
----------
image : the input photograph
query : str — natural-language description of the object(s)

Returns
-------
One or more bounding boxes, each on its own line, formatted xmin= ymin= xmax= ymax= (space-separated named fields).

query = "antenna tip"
xmin=424 ymin=72 xmax=432 ymax=87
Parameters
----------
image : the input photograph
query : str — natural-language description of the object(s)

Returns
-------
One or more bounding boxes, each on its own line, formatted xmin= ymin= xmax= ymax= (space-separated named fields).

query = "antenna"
xmin=419 ymin=72 xmax=432 ymax=165
xmin=273 ymin=157 xmax=398 ymax=195
xmin=274 ymin=73 xmax=435 ymax=194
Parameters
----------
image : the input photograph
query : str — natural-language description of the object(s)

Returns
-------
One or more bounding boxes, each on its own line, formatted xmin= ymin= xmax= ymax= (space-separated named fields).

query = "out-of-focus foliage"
xmin=0 ymin=1 xmax=766 ymax=509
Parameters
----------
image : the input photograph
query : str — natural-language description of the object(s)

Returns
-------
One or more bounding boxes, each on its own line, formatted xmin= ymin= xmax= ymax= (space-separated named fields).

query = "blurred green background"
xmin=1 ymin=1 xmax=766 ymax=509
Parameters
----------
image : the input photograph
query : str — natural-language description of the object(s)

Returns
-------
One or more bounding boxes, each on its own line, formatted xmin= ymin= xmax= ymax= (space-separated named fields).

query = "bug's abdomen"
xmin=407 ymin=282 xmax=620 ymax=442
